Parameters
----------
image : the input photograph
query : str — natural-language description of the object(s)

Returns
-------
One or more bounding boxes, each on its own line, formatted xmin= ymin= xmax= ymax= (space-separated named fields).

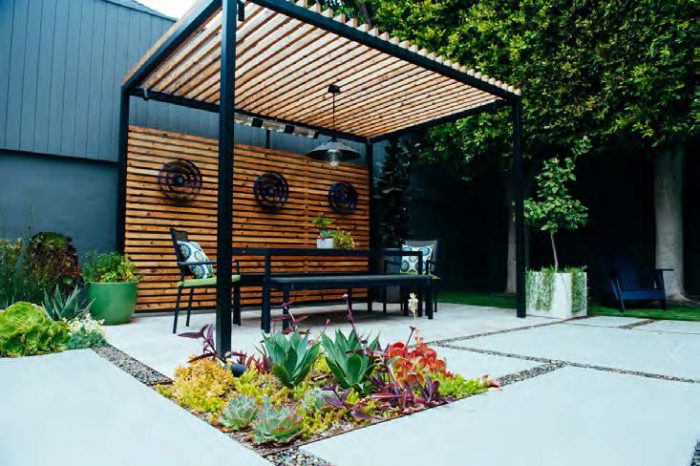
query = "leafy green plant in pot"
xmin=312 ymin=216 xmax=334 ymax=249
xmin=82 ymin=252 xmax=140 ymax=325
xmin=524 ymin=143 xmax=589 ymax=318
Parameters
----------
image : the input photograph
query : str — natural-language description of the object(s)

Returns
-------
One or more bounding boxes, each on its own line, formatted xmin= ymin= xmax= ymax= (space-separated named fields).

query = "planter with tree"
xmin=524 ymin=153 xmax=589 ymax=318
xmin=82 ymin=252 xmax=140 ymax=325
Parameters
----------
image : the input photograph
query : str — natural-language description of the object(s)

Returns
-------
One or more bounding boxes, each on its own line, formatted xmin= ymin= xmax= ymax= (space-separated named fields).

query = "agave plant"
xmin=251 ymin=396 xmax=303 ymax=444
xmin=260 ymin=330 xmax=320 ymax=388
xmin=321 ymin=329 xmax=379 ymax=395
xmin=42 ymin=285 xmax=90 ymax=321
xmin=219 ymin=394 xmax=258 ymax=430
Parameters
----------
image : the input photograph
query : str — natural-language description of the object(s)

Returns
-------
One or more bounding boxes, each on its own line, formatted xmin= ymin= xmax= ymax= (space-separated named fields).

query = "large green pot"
xmin=87 ymin=282 xmax=138 ymax=325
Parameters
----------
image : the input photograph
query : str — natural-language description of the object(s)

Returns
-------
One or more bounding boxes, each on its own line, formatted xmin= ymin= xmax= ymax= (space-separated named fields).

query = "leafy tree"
xmin=524 ymin=155 xmax=589 ymax=272
xmin=353 ymin=0 xmax=697 ymax=297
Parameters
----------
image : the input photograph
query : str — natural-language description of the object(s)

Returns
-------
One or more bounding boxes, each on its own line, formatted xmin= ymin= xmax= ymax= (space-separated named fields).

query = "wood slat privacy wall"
xmin=125 ymin=125 xmax=369 ymax=312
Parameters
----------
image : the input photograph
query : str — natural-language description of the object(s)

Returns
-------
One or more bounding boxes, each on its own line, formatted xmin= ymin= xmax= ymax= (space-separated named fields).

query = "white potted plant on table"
xmin=524 ymin=150 xmax=589 ymax=319
xmin=312 ymin=216 xmax=335 ymax=249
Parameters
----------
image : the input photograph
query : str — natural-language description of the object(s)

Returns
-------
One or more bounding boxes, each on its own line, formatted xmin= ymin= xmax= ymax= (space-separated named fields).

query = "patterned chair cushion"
xmin=400 ymin=244 xmax=434 ymax=275
xmin=177 ymin=241 xmax=214 ymax=279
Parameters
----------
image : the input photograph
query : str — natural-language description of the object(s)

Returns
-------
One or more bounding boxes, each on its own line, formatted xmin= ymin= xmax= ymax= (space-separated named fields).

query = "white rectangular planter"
xmin=316 ymin=238 xmax=334 ymax=249
xmin=526 ymin=271 xmax=587 ymax=319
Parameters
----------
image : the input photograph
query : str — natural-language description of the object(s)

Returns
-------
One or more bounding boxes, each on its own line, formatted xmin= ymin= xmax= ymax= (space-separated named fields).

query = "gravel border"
xmin=92 ymin=344 xmax=171 ymax=386
xmin=266 ymin=448 xmax=334 ymax=466
xmin=437 ymin=343 xmax=700 ymax=384
xmin=493 ymin=361 xmax=566 ymax=387
xmin=618 ymin=319 xmax=656 ymax=329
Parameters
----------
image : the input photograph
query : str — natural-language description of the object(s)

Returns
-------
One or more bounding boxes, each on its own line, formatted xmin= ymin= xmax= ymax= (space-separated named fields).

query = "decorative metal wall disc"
xmin=328 ymin=182 xmax=358 ymax=215
xmin=157 ymin=159 xmax=202 ymax=203
xmin=253 ymin=172 xmax=289 ymax=211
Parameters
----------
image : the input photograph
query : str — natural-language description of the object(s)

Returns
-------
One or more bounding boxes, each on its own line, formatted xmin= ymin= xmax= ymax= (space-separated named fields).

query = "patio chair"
xmin=608 ymin=266 xmax=671 ymax=312
xmin=169 ymin=227 xmax=241 ymax=334
xmin=382 ymin=239 xmax=440 ymax=315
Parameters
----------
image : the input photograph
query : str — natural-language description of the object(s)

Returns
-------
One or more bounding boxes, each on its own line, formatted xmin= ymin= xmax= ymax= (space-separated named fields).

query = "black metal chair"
xmin=609 ymin=266 xmax=671 ymax=312
xmin=382 ymin=239 xmax=440 ymax=315
xmin=169 ymin=227 xmax=242 ymax=333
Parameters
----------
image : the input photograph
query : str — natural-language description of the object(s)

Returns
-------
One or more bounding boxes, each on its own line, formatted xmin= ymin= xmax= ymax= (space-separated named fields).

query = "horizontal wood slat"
xmin=125 ymin=126 xmax=369 ymax=313
xmin=124 ymin=0 xmax=518 ymax=140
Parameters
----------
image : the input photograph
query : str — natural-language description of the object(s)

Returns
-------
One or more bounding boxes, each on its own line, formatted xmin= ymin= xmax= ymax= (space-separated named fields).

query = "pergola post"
xmin=366 ymin=141 xmax=375 ymax=309
xmin=116 ymin=90 xmax=130 ymax=254
xmin=215 ymin=0 xmax=237 ymax=355
xmin=512 ymin=100 xmax=526 ymax=318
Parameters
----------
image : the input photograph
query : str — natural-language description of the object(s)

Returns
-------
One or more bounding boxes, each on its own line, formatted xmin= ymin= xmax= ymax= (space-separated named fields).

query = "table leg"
xmin=282 ymin=289 xmax=290 ymax=331
xmin=262 ymin=255 xmax=271 ymax=333
xmin=426 ymin=283 xmax=433 ymax=319
xmin=367 ymin=287 xmax=373 ymax=313
xmin=233 ymin=284 xmax=241 ymax=326
xmin=346 ymin=288 xmax=353 ymax=312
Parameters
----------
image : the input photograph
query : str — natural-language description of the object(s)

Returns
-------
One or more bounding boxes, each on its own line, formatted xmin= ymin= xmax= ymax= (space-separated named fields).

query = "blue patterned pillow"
xmin=177 ymin=241 xmax=213 ymax=279
xmin=400 ymin=245 xmax=434 ymax=275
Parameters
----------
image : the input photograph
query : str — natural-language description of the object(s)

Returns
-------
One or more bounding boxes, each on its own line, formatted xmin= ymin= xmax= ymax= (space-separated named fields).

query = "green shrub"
xmin=321 ymin=329 xmax=378 ymax=395
xmin=219 ymin=394 xmax=258 ymax=430
xmin=42 ymin=285 xmax=91 ymax=321
xmin=82 ymin=252 xmax=140 ymax=283
xmin=65 ymin=314 xmax=107 ymax=350
xmin=0 ymin=302 xmax=70 ymax=357
xmin=251 ymin=396 xmax=303 ymax=444
xmin=261 ymin=331 xmax=320 ymax=388
xmin=433 ymin=373 xmax=491 ymax=399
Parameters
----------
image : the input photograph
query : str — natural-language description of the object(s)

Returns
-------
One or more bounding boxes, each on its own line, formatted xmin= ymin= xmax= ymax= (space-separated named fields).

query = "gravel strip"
xmin=266 ymin=448 xmax=334 ymax=466
xmin=437 ymin=343 xmax=700 ymax=384
xmin=425 ymin=319 xmax=567 ymax=346
xmin=92 ymin=344 xmax=171 ymax=386
xmin=493 ymin=361 xmax=566 ymax=387
xmin=691 ymin=440 xmax=700 ymax=466
xmin=618 ymin=319 xmax=657 ymax=329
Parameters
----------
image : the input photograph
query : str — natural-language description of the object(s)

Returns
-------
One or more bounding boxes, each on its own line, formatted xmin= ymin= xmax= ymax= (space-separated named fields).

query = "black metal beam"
xmin=512 ymin=100 xmax=526 ymax=318
xmin=116 ymin=90 xmax=130 ymax=254
xmin=249 ymin=0 xmax=517 ymax=102
xmin=369 ymin=99 xmax=507 ymax=143
xmin=130 ymin=88 xmax=368 ymax=144
xmin=123 ymin=0 xmax=222 ymax=91
xmin=215 ymin=0 xmax=237 ymax=355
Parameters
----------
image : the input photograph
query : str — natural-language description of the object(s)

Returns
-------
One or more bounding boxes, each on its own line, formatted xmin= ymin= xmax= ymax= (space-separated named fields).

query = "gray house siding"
xmin=0 ymin=0 xmax=220 ymax=161
xmin=0 ymin=0 xmax=366 ymax=256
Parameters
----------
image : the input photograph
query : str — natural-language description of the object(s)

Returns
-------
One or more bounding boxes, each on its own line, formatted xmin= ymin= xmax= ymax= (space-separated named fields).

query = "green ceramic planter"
xmin=87 ymin=282 xmax=138 ymax=325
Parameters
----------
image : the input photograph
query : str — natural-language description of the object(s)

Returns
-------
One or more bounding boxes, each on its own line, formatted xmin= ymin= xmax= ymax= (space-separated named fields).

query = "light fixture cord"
xmin=332 ymin=91 xmax=336 ymax=132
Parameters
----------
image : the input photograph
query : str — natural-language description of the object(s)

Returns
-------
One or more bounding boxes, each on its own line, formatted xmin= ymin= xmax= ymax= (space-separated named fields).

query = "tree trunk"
xmin=654 ymin=145 xmax=685 ymax=300
xmin=550 ymin=231 xmax=559 ymax=273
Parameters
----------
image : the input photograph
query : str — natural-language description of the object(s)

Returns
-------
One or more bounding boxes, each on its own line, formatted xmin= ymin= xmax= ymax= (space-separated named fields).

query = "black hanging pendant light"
xmin=307 ymin=84 xmax=359 ymax=167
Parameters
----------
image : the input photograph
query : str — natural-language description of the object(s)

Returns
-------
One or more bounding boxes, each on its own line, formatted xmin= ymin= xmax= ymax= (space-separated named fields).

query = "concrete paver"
xmin=0 ymin=350 xmax=270 ymax=466
xmin=302 ymin=366 xmax=700 ymax=466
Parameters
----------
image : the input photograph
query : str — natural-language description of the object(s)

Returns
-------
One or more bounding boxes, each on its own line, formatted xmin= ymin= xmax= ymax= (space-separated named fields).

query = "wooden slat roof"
xmin=123 ymin=0 xmax=519 ymax=141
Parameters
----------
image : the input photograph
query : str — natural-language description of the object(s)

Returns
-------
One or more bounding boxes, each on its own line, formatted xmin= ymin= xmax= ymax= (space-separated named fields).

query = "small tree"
xmin=524 ymin=155 xmax=588 ymax=272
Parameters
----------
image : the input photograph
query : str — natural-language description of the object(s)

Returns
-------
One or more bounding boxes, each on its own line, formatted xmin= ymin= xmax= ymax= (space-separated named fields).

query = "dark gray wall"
xmin=0 ymin=150 xmax=117 ymax=254
xmin=0 ymin=0 xmax=220 ymax=161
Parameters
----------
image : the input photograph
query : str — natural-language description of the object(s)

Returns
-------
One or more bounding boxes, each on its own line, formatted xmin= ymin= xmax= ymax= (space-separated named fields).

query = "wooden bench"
xmin=269 ymin=274 xmax=434 ymax=328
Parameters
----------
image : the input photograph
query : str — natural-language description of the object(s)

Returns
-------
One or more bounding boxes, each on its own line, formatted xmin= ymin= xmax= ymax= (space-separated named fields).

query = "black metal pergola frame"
xmin=117 ymin=0 xmax=525 ymax=354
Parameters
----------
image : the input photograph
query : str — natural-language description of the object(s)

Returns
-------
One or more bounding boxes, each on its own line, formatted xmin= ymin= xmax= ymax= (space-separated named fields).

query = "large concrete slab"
xmin=105 ymin=304 xmax=547 ymax=377
xmin=0 ymin=351 xmax=269 ymax=466
xmin=452 ymin=323 xmax=700 ymax=380
xmin=634 ymin=320 xmax=700 ymax=335
xmin=438 ymin=346 xmax=541 ymax=379
xmin=302 ymin=367 xmax=700 ymax=466
xmin=565 ymin=316 xmax=649 ymax=328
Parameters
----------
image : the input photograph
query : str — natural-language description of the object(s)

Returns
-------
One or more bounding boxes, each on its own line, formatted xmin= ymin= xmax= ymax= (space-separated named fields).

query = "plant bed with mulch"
xmin=154 ymin=297 xmax=498 ymax=455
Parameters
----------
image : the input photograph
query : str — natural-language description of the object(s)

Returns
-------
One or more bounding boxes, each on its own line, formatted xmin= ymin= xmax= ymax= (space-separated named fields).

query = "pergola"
xmin=118 ymin=0 xmax=526 ymax=353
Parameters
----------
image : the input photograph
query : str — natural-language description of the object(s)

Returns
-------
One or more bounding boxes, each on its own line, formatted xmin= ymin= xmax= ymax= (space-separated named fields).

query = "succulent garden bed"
xmin=155 ymin=297 xmax=498 ymax=454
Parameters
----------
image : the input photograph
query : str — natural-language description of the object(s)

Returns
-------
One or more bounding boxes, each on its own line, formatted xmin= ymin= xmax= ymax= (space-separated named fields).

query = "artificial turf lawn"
xmin=439 ymin=291 xmax=700 ymax=321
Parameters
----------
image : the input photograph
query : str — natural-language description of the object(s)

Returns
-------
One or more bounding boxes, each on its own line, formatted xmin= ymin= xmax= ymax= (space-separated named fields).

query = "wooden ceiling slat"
xmin=132 ymin=2 xmax=516 ymax=139
xmin=355 ymin=96 xmax=496 ymax=137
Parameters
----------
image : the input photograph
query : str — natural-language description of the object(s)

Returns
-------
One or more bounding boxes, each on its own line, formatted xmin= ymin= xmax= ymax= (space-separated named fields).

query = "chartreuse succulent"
xmin=157 ymin=358 xmax=234 ymax=413
xmin=261 ymin=330 xmax=320 ymax=388
xmin=432 ymin=373 xmax=491 ymax=399
xmin=219 ymin=394 xmax=257 ymax=430
xmin=251 ymin=396 xmax=303 ymax=444
xmin=321 ymin=329 xmax=378 ymax=395
xmin=0 ymin=302 xmax=69 ymax=357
